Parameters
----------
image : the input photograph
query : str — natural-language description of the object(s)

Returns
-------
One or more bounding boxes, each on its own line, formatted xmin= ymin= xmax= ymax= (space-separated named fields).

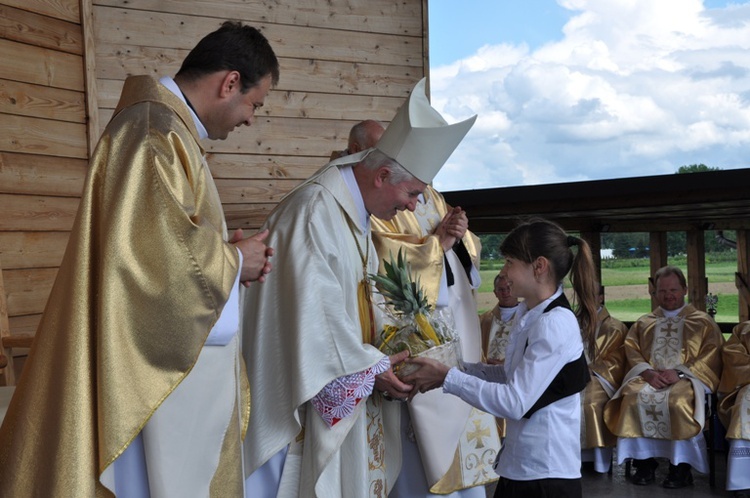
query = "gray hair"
xmin=361 ymin=149 xmax=415 ymax=184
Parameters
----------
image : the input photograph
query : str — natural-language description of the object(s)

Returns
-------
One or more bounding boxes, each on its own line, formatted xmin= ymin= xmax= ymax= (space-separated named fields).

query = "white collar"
xmin=499 ymin=304 xmax=518 ymax=322
xmin=662 ymin=304 xmax=687 ymax=318
xmin=339 ymin=166 xmax=369 ymax=231
xmin=159 ymin=76 xmax=208 ymax=140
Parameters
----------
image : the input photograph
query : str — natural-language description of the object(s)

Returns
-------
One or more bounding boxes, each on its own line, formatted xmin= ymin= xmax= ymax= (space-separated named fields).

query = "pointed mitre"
xmin=375 ymin=78 xmax=477 ymax=184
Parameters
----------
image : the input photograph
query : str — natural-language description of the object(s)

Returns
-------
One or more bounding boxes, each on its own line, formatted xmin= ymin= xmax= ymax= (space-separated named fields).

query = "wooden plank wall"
xmin=92 ymin=0 xmax=427 ymax=230
xmin=0 ymin=0 xmax=428 ymax=371
xmin=0 ymin=0 xmax=88 ymax=349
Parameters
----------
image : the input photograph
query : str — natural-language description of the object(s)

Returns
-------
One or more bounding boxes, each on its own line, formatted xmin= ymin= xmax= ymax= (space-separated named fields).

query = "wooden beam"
xmin=737 ymin=229 xmax=750 ymax=322
xmin=0 ymin=113 xmax=88 ymax=159
xmin=649 ymin=232 xmax=667 ymax=310
xmin=94 ymin=0 xmax=423 ymax=37
xmin=0 ymin=194 xmax=80 ymax=232
xmin=686 ymin=229 xmax=707 ymax=312
xmin=0 ymin=4 xmax=83 ymax=54
xmin=0 ymin=152 xmax=87 ymax=197
xmin=0 ymin=232 xmax=70 ymax=270
xmin=92 ymin=7 xmax=423 ymax=67
xmin=2 ymin=0 xmax=80 ymax=24
xmin=0 ymin=38 xmax=84 ymax=91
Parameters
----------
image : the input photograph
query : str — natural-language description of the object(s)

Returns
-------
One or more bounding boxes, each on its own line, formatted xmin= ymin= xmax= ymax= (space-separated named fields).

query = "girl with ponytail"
xmin=403 ymin=218 xmax=598 ymax=498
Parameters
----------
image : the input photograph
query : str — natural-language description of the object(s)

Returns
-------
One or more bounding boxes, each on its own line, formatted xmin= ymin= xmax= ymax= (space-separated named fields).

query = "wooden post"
xmin=0 ymin=259 xmax=15 ymax=386
xmin=649 ymin=232 xmax=668 ymax=310
xmin=737 ymin=229 xmax=750 ymax=323
xmin=580 ymin=230 xmax=602 ymax=284
xmin=687 ymin=229 xmax=707 ymax=312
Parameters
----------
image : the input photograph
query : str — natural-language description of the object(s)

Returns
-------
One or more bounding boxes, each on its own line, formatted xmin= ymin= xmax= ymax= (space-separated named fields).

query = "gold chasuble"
xmin=719 ymin=322 xmax=750 ymax=438
xmin=371 ymin=185 xmax=500 ymax=494
xmin=581 ymin=307 xmax=627 ymax=449
xmin=603 ymin=305 xmax=722 ymax=441
xmin=0 ymin=76 xmax=248 ymax=496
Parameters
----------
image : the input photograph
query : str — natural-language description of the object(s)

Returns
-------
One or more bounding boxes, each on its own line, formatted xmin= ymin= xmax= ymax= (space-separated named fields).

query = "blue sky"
xmin=428 ymin=0 xmax=750 ymax=191
xmin=430 ymin=1 xmax=570 ymax=65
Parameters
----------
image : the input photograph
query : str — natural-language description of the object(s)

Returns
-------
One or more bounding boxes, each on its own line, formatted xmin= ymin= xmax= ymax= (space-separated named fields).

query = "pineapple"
xmin=369 ymin=249 xmax=443 ymax=352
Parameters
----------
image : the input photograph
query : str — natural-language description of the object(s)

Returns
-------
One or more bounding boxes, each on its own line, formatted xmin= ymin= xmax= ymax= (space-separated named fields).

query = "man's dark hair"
xmin=177 ymin=21 xmax=279 ymax=92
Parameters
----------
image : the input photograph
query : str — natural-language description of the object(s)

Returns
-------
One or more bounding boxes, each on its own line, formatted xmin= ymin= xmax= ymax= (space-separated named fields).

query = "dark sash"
xmin=444 ymin=240 xmax=474 ymax=287
xmin=523 ymin=293 xmax=590 ymax=418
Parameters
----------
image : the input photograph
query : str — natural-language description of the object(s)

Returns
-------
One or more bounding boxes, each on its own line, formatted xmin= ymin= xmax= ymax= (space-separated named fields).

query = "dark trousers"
xmin=493 ymin=476 xmax=582 ymax=498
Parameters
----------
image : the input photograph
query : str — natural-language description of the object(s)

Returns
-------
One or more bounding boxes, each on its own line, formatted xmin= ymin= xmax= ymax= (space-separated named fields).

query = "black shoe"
xmin=662 ymin=463 xmax=693 ymax=489
xmin=631 ymin=459 xmax=657 ymax=485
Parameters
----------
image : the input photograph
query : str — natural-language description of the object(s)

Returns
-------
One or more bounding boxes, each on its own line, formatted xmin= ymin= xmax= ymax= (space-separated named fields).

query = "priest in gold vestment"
xmin=0 ymin=22 xmax=278 ymax=497
xmin=719 ymin=321 xmax=750 ymax=497
xmin=580 ymin=292 xmax=627 ymax=473
xmin=603 ymin=266 xmax=723 ymax=489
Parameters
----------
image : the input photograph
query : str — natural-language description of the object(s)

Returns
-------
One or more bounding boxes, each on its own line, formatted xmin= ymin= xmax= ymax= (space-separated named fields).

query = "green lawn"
xmin=606 ymin=294 xmax=739 ymax=322
xmin=601 ymin=261 xmax=736 ymax=286
xmin=480 ymin=260 xmax=736 ymax=291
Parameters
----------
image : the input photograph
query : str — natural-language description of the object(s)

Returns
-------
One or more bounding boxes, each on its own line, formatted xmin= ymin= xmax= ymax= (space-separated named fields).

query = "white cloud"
xmin=431 ymin=0 xmax=750 ymax=192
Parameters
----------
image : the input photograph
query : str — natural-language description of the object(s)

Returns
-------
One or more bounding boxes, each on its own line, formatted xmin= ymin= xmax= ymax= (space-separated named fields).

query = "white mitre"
xmin=375 ymin=78 xmax=477 ymax=183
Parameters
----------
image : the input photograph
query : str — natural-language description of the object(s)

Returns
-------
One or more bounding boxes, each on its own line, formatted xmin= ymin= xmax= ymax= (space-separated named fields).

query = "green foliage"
xmin=478 ymin=233 xmax=505 ymax=260
xmin=677 ymin=164 xmax=721 ymax=174
xmin=601 ymin=231 xmax=737 ymax=258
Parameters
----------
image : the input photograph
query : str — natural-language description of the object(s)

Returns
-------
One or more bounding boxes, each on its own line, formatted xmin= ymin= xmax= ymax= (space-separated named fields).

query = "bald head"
xmin=348 ymin=120 xmax=385 ymax=154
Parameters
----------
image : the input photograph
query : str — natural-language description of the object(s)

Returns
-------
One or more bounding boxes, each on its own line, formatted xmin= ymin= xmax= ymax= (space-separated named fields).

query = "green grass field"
xmin=480 ymin=261 xmax=736 ymax=291
xmin=605 ymin=294 xmax=739 ymax=322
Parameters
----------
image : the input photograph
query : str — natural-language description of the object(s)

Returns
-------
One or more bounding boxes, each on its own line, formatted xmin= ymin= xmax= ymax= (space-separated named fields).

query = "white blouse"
xmin=443 ymin=287 xmax=584 ymax=481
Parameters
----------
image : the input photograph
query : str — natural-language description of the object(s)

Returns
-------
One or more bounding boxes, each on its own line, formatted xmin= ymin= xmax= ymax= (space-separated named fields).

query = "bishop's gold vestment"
xmin=603 ymin=305 xmax=723 ymax=441
xmin=0 ymin=75 xmax=247 ymax=497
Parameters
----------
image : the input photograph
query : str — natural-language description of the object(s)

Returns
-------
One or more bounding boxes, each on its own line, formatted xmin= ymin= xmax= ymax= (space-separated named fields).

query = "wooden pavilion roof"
xmin=443 ymin=168 xmax=750 ymax=234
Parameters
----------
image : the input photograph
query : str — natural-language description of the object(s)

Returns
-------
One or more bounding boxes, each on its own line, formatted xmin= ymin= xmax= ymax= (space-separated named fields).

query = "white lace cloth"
xmin=312 ymin=356 xmax=390 ymax=427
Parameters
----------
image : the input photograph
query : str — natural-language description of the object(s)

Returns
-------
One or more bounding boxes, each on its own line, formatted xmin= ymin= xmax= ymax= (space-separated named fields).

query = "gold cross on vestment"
xmin=467 ymin=419 xmax=491 ymax=448
xmin=662 ymin=321 xmax=678 ymax=337
xmin=645 ymin=405 xmax=663 ymax=421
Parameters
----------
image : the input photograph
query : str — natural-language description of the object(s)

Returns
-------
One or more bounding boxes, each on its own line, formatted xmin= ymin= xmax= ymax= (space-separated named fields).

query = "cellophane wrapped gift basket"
xmin=370 ymin=249 xmax=461 ymax=377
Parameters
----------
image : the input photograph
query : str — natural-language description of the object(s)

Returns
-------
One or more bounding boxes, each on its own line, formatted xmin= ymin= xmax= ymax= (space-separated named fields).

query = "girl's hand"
xmin=400 ymin=357 xmax=451 ymax=401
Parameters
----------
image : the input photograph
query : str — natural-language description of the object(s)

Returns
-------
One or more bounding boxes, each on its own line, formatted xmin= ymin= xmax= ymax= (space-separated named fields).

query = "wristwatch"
xmin=677 ymin=371 xmax=686 ymax=379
